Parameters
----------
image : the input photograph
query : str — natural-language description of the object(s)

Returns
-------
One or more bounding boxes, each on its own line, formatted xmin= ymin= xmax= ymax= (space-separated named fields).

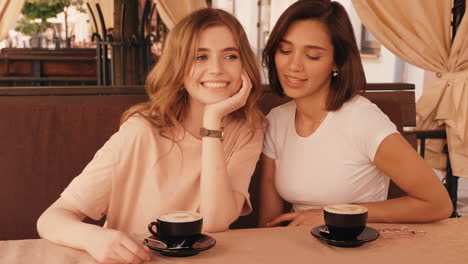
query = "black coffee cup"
xmin=148 ymin=211 xmax=203 ymax=241
xmin=323 ymin=204 xmax=368 ymax=241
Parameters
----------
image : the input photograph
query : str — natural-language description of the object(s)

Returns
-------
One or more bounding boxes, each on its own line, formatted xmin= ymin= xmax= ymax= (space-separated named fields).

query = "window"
xmin=360 ymin=25 xmax=381 ymax=57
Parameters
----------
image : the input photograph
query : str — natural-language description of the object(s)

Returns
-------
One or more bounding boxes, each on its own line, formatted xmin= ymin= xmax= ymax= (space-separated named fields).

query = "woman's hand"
xmin=85 ymin=228 xmax=150 ymax=264
xmin=37 ymin=198 xmax=150 ymax=264
xmin=203 ymin=69 xmax=252 ymax=125
xmin=265 ymin=209 xmax=324 ymax=227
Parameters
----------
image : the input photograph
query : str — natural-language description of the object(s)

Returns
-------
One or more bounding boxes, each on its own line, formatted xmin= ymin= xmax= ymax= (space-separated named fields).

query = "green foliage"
xmin=59 ymin=0 xmax=86 ymax=13
xmin=15 ymin=17 xmax=40 ymax=35
xmin=22 ymin=1 xmax=65 ymax=21
xmin=16 ymin=0 xmax=86 ymax=35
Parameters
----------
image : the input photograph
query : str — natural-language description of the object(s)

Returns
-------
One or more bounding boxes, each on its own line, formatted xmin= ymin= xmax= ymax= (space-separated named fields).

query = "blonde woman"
xmin=37 ymin=8 xmax=264 ymax=264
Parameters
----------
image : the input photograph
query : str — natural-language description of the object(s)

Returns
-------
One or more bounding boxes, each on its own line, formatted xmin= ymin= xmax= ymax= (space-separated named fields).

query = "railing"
xmin=87 ymin=1 xmax=156 ymax=86
xmin=0 ymin=48 xmax=97 ymax=87
xmin=404 ymin=127 xmax=461 ymax=218
xmin=0 ymin=77 xmax=97 ymax=87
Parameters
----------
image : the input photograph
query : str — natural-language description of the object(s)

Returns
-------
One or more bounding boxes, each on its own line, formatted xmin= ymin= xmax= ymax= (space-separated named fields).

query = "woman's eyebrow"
xmin=304 ymin=45 xmax=326 ymax=51
xmin=197 ymin=47 xmax=239 ymax=52
xmin=222 ymin=47 xmax=239 ymax=52
xmin=279 ymin=39 xmax=326 ymax=51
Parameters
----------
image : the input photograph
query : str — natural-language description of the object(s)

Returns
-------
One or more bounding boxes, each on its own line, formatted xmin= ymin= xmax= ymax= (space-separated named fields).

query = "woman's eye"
xmin=278 ymin=48 xmax=292 ymax=54
xmin=306 ymin=55 xmax=320 ymax=60
xmin=196 ymin=55 xmax=207 ymax=61
xmin=226 ymin=54 xmax=238 ymax=60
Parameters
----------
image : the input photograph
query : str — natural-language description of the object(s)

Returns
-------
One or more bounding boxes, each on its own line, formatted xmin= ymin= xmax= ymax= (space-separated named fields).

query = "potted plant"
xmin=16 ymin=0 xmax=65 ymax=48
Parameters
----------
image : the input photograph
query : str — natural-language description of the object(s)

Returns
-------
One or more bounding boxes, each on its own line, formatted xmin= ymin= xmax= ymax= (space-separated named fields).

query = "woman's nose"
xmin=288 ymin=54 xmax=303 ymax=72
xmin=208 ymin=57 xmax=223 ymax=74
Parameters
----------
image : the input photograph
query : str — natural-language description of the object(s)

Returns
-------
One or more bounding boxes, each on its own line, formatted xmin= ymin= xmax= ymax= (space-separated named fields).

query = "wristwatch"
xmin=199 ymin=127 xmax=223 ymax=140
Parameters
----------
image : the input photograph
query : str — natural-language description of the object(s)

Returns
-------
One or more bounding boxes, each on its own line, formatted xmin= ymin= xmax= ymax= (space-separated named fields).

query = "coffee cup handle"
xmin=148 ymin=222 xmax=159 ymax=237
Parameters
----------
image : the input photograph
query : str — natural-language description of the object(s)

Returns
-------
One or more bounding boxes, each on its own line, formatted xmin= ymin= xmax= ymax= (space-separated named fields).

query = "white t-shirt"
xmin=263 ymin=95 xmax=398 ymax=211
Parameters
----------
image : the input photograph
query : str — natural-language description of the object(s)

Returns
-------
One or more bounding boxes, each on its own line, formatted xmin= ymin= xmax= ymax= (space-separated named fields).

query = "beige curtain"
xmin=86 ymin=0 xmax=206 ymax=33
xmin=86 ymin=0 xmax=114 ymax=33
xmin=0 ymin=0 xmax=25 ymax=41
xmin=154 ymin=0 xmax=207 ymax=29
xmin=353 ymin=0 xmax=468 ymax=178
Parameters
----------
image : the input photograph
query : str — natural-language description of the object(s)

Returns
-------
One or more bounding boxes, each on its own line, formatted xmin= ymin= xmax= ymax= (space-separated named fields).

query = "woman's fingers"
xmin=288 ymin=210 xmax=324 ymax=227
xmin=120 ymin=235 xmax=151 ymax=263
xmin=227 ymin=69 xmax=251 ymax=109
xmin=266 ymin=212 xmax=299 ymax=227
xmin=240 ymin=70 xmax=252 ymax=103
xmin=203 ymin=69 xmax=253 ymax=119
xmin=240 ymin=69 xmax=252 ymax=95
xmin=266 ymin=209 xmax=325 ymax=227
xmin=115 ymin=243 xmax=140 ymax=264
xmin=86 ymin=229 xmax=150 ymax=264
xmin=288 ymin=216 xmax=304 ymax=227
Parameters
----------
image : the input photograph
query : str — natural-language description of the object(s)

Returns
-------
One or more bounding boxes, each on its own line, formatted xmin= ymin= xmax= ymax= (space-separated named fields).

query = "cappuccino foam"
xmin=158 ymin=211 xmax=202 ymax=223
xmin=324 ymin=204 xmax=368 ymax=215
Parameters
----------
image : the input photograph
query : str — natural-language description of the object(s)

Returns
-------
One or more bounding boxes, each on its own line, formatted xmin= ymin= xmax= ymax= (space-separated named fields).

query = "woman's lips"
xmin=202 ymin=81 xmax=229 ymax=88
xmin=283 ymin=75 xmax=307 ymax=88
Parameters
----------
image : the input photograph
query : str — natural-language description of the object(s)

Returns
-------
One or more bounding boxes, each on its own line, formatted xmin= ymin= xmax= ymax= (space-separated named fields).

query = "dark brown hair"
xmin=263 ymin=0 xmax=366 ymax=111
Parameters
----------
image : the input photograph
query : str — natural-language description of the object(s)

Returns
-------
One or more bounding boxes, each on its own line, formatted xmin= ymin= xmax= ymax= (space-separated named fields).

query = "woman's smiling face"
xmin=274 ymin=19 xmax=336 ymax=100
xmin=184 ymin=25 xmax=242 ymax=106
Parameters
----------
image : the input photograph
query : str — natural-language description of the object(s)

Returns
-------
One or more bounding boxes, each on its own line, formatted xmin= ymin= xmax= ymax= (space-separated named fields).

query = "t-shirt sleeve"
xmin=226 ymin=125 xmax=264 ymax=216
xmin=60 ymin=117 xmax=146 ymax=220
xmin=262 ymin=110 xmax=278 ymax=159
xmin=351 ymin=102 xmax=399 ymax=162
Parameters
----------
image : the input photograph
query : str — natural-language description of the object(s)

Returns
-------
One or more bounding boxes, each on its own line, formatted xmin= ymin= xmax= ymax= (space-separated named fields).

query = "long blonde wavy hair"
xmin=121 ymin=8 xmax=264 ymax=142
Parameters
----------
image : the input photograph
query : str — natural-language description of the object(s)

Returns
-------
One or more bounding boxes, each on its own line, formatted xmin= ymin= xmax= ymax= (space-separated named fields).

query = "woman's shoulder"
xmin=121 ymin=113 xmax=150 ymax=126
xmin=339 ymin=95 xmax=385 ymax=119
xmin=119 ymin=113 xmax=160 ymax=138
xmin=341 ymin=95 xmax=371 ymax=109
xmin=266 ymin=100 xmax=295 ymax=120
xmin=338 ymin=95 xmax=396 ymax=136
xmin=224 ymin=117 xmax=263 ymax=136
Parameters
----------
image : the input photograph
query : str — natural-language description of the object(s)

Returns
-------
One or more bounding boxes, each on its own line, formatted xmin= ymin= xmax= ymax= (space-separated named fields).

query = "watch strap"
xmin=200 ymin=127 xmax=223 ymax=139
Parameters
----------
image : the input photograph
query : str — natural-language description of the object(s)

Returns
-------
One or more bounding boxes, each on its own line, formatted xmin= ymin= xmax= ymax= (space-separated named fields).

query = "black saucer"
xmin=143 ymin=234 xmax=216 ymax=257
xmin=311 ymin=225 xmax=379 ymax=247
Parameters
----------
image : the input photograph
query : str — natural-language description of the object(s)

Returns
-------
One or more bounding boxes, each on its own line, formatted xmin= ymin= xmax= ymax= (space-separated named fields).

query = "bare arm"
xmin=199 ymin=71 xmax=256 ymax=232
xmin=265 ymin=134 xmax=452 ymax=227
xmin=199 ymin=128 xmax=247 ymax=232
xmin=37 ymin=198 xmax=150 ymax=263
xmin=359 ymin=133 xmax=453 ymax=223
xmin=37 ymin=198 xmax=93 ymax=249
xmin=258 ymin=154 xmax=285 ymax=227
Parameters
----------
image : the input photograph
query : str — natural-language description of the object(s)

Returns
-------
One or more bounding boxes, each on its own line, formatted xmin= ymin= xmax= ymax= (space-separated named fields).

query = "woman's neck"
xmin=294 ymin=88 xmax=328 ymax=123
xmin=293 ymin=87 xmax=329 ymax=137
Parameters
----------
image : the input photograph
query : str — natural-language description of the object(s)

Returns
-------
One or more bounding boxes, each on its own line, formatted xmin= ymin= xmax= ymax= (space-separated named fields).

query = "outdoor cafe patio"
xmin=0 ymin=0 xmax=467 ymax=263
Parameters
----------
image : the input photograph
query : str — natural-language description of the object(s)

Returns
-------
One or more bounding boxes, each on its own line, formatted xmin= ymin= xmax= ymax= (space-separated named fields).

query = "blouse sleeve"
xmin=262 ymin=111 xmax=278 ymax=159
xmin=351 ymin=102 xmax=399 ymax=162
xmin=226 ymin=125 xmax=264 ymax=216
xmin=60 ymin=117 xmax=149 ymax=220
